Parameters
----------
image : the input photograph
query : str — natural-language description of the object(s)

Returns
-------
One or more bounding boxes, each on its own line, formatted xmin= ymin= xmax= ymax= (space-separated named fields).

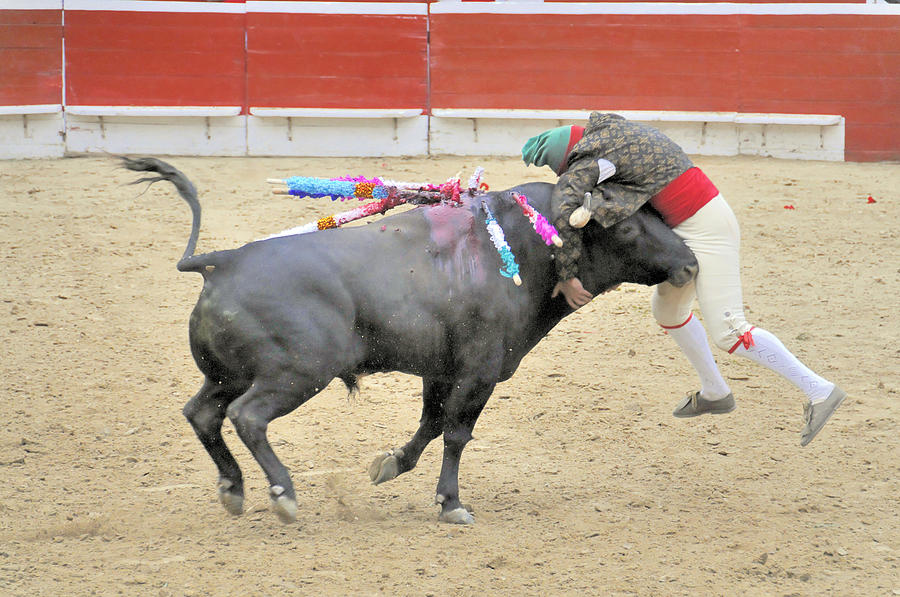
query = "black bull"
xmin=122 ymin=157 xmax=698 ymax=525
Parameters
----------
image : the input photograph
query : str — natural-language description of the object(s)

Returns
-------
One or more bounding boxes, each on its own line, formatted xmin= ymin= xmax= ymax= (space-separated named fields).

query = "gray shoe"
xmin=673 ymin=391 xmax=736 ymax=418
xmin=800 ymin=386 xmax=846 ymax=446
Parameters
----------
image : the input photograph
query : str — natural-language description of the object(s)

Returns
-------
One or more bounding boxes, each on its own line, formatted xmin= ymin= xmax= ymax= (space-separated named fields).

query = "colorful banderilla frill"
xmin=276 ymin=176 xmax=391 ymax=200
xmin=264 ymin=170 xmax=484 ymax=239
xmin=263 ymin=170 xmax=560 ymax=286
xmin=482 ymin=200 xmax=522 ymax=286
xmin=262 ymin=194 xmax=407 ymax=239
xmin=510 ymin=191 xmax=562 ymax=247
xmin=269 ymin=175 xmax=466 ymax=205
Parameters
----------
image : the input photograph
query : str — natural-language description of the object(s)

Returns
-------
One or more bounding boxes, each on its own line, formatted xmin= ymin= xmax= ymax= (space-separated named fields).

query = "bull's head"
xmin=578 ymin=205 xmax=698 ymax=293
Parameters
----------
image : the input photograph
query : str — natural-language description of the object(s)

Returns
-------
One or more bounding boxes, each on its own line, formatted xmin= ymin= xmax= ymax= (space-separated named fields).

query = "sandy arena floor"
xmin=1 ymin=154 xmax=898 ymax=596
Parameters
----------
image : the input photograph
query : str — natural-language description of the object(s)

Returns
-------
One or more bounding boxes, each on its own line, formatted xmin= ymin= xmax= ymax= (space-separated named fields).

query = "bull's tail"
xmin=120 ymin=156 xmax=202 ymax=272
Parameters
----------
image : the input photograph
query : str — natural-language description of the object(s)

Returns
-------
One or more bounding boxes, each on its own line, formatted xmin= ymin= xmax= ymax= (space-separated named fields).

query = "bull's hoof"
xmin=270 ymin=485 xmax=297 ymax=524
xmin=272 ymin=496 xmax=298 ymax=524
xmin=217 ymin=479 xmax=244 ymax=516
xmin=368 ymin=448 xmax=404 ymax=485
xmin=439 ymin=507 xmax=475 ymax=525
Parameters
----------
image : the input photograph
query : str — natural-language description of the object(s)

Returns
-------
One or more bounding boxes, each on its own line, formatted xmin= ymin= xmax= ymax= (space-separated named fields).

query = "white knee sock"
xmin=663 ymin=314 xmax=732 ymax=400
xmin=730 ymin=327 xmax=834 ymax=403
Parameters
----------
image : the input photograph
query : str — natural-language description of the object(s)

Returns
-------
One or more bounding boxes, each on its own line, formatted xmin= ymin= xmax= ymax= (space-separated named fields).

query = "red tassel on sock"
xmin=728 ymin=327 xmax=756 ymax=353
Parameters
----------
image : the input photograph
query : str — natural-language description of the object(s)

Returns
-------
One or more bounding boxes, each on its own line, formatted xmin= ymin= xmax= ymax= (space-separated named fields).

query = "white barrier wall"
xmin=428 ymin=110 xmax=846 ymax=162
xmin=0 ymin=107 xmax=64 ymax=159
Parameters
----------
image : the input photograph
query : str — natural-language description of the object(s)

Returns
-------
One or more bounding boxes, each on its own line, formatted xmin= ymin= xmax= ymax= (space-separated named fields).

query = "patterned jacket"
xmin=551 ymin=112 xmax=693 ymax=281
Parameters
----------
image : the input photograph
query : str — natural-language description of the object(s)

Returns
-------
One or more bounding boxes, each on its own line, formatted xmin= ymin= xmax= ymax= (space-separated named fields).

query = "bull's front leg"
xmin=369 ymin=378 xmax=449 ymax=484
xmin=434 ymin=377 xmax=496 ymax=524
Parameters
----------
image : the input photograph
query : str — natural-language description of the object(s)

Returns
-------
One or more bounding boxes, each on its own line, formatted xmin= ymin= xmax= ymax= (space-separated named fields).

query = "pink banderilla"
xmin=511 ymin=192 xmax=563 ymax=247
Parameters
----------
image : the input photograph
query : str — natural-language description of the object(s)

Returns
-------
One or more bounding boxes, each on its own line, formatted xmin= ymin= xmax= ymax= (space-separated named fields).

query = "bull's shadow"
xmin=121 ymin=157 xmax=697 ymax=525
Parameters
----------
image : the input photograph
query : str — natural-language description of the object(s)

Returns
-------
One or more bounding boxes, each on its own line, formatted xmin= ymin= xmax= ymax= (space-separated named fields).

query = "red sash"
xmin=650 ymin=167 xmax=719 ymax=228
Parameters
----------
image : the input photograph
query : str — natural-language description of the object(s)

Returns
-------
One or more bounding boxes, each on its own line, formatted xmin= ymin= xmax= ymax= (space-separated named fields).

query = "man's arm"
xmin=550 ymin=157 xmax=602 ymax=281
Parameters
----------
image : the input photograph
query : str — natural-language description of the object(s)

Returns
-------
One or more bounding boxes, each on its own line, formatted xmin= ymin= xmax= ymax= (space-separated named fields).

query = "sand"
xmin=1 ymin=154 xmax=897 ymax=596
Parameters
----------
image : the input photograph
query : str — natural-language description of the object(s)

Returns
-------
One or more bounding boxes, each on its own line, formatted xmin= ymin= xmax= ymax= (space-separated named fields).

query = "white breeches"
xmin=651 ymin=194 xmax=754 ymax=351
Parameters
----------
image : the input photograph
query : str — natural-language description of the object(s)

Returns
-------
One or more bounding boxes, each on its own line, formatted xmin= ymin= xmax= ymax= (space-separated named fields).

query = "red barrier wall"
xmin=64 ymin=9 xmax=245 ymax=108
xmin=1 ymin=2 xmax=897 ymax=161
xmin=430 ymin=9 xmax=900 ymax=162
xmin=431 ymin=14 xmax=742 ymax=111
xmin=247 ymin=11 xmax=427 ymax=110
xmin=0 ymin=8 xmax=62 ymax=106
xmin=739 ymin=14 xmax=900 ymax=162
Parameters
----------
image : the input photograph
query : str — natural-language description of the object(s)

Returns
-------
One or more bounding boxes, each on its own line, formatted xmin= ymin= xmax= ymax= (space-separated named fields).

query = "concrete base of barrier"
xmin=64 ymin=110 xmax=246 ymax=156
xmin=0 ymin=110 xmax=845 ymax=161
xmin=429 ymin=110 xmax=845 ymax=162
xmin=0 ymin=108 xmax=65 ymax=159
xmin=247 ymin=111 xmax=428 ymax=157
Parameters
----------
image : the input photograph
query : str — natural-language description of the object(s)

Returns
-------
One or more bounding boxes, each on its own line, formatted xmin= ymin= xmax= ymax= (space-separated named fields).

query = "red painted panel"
xmin=0 ymin=9 xmax=60 ymax=25
xmin=1 ymin=79 xmax=59 ymax=106
xmin=247 ymin=12 xmax=427 ymax=109
xmin=251 ymin=52 xmax=424 ymax=80
xmin=66 ymin=73 xmax=245 ymax=107
xmin=740 ymin=14 xmax=900 ymax=31
xmin=251 ymin=14 xmax=424 ymax=47
xmin=0 ymin=47 xmax=59 ymax=73
xmin=435 ymin=45 xmax=738 ymax=70
xmin=846 ymin=124 xmax=900 ymax=162
xmin=64 ymin=10 xmax=245 ymax=108
xmin=0 ymin=23 xmax=60 ymax=47
xmin=435 ymin=68 xmax=739 ymax=103
xmin=66 ymin=48 xmax=243 ymax=78
xmin=0 ymin=10 xmax=62 ymax=106
xmin=841 ymin=103 xmax=900 ymax=126
xmin=432 ymin=14 xmax=739 ymax=51
xmin=740 ymin=25 xmax=900 ymax=54
xmin=739 ymin=51 xmax=900 ymax=79
xmin=431 ymin=91 xmax=740 ymax=113
xmin=64 ymin=21 xmax=242 ymax=53
xmin=430 ymin=13 xmax=740 ymax=111
xmin=251 ymin=31 xmax=424 ymax=56
xmin=251 ymin=76 xmax=427 ymax=110
xmin=64 ymin=10 xmax=243 ymax=31
xmin=739 ymin=75 xmax=897 ymax=105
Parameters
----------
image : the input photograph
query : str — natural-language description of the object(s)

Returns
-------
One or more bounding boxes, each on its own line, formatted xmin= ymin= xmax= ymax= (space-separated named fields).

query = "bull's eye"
xmin=617 ymin=223 xmax=639 ymax=241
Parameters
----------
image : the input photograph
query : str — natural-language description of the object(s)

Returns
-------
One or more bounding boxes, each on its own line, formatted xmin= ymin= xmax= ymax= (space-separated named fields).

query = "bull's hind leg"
xmin=369 ymin=378 xmax=448 ymax=484
xmin=183 ymin=379 xmax=245 ymax=515
xmin=225 ymin=376 xmax=326 ymax=524
xmin=435 ymin=377 xmax=496 ymax=525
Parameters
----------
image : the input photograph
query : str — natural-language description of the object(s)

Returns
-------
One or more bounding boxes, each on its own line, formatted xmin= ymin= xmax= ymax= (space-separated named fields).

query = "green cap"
xmin=522 ymin=125 xmax=576 ymax=174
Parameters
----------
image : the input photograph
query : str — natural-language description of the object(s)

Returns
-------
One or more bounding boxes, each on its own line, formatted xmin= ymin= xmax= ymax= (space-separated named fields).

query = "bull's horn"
xmin=569 ymin=206 xmax=591 ymax=228
xmin=569 ymin=191 xmax=594 ymax=228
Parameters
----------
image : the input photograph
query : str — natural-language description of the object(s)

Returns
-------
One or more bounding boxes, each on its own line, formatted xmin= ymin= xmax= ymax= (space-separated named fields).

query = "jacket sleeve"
xmin=550 ymin=157 xmax=601 ymax=281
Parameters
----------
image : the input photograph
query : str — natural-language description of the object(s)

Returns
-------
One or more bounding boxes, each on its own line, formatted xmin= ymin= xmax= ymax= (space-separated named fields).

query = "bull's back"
xmin=188 ymin=195 xmax=557 ymax=381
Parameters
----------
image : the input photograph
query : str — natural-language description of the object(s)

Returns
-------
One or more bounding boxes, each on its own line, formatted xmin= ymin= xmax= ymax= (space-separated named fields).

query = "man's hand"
xmin=552 ymin=277 xmax=594 ymax=310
